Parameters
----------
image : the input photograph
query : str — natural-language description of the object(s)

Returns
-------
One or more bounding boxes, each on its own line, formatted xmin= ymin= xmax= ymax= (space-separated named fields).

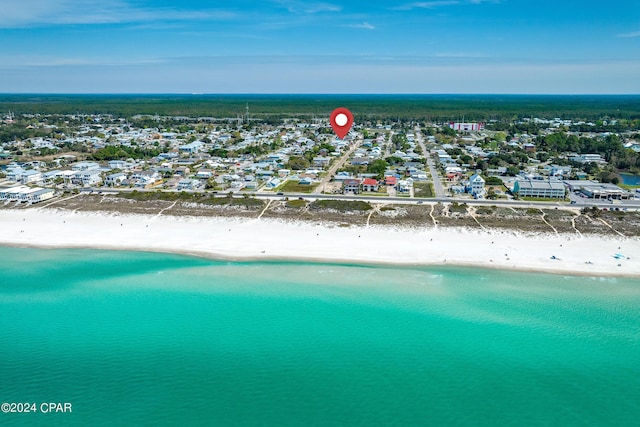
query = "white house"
xmin=177 ymin=179 xmax=201 ymax=191
xmin=0 ymin=186 xmax=29 ymax=200
xmin=397 ymin=179 xmax=412 ymax=193
xmin=27 ymin=188 xmax=55 ymax=203
xmin=72 ymin=161 xmax=100 ymax=171
xmin=265 ymin=178 xmax=282 ymax=189
xmin=108 ymin=160 xmax=134 ymax=170
xmin=73 ymin=170 xmax=103 ymax=186
xmin=468 ymin=174 xmax=485 ymax=197
xmin=179 ymin=141 xmax=204 ymax=154
xmin=42 ymin=170 xmax=64 ymax=184
xmin=20 ymin=170 xmax=43 ymax=184
xmin=6 ymin=168 xmax=25 ymax=182
xmin=196 ymin=170 xmax=214 ymax=179
xmin=105 ymin=172 xmax=127 ymax=187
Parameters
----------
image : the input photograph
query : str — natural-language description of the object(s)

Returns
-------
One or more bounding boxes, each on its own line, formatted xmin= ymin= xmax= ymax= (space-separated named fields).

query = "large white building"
xmin=569 ymin=154 xmax=606 ymax=164
xmin=513 ymin=179 xmax=565 ymax=199
xmin=0 ymin=186 xmax=54 ymax=203
xmin=448 ymin=122 xmax=485 ymax=132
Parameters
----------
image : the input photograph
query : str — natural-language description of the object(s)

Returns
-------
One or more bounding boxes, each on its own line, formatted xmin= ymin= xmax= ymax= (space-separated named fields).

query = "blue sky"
xmin=1 ymin=0 xmax=639 ymax=93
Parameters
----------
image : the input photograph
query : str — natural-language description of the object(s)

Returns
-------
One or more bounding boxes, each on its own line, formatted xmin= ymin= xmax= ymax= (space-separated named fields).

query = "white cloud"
xmin=346 ymin=22 xmax=375 ymax=30
xmin=273 ymin=1 xmax=342 ymax=14
xmin=393 ymin=0 xmax=498 ymax=11
xmin=617 ymin=31 xmax=640 ymax=38
xmin=0 ymin=0 xmax=235 ymax=28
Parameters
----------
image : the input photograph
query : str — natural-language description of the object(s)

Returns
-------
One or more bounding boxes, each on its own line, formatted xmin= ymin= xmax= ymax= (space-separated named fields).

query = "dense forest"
xmin=2 ymin=95 xmax=640 ymax=121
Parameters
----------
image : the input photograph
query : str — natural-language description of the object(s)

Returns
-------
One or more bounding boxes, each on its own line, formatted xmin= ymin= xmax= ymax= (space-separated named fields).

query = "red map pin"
xmin=330 ymin=107 xmax=354 ymax=139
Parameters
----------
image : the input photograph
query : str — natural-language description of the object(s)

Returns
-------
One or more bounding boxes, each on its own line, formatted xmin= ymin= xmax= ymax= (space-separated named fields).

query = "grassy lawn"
xmin=618 ymin=183 xmax=640 ymax=190
xmin=278 ymin=180 xmax=319 ymax=193
xmin=413 ymin=182 xmax=435 ymax=198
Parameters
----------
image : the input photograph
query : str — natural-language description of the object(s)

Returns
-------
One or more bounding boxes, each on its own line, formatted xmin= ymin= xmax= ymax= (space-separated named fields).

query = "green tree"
xmin=287 ymin=156 xmax=310 ymax=171
xmin=367 ymin=159 xmax=388 ymax=179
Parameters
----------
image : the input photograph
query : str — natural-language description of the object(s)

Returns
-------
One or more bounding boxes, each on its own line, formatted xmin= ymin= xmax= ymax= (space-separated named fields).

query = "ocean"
xmin=1 ymin=247 xmax=639 ymax=426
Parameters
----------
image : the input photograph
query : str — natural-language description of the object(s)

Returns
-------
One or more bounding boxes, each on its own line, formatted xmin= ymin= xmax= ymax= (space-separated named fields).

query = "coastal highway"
xmin=95 ymin=186 xmax=640 ymax=210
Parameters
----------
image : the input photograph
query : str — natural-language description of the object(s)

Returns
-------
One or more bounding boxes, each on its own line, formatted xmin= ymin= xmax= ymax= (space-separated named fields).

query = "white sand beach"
xmin=1 ymin=208 xmax=638 ymax=277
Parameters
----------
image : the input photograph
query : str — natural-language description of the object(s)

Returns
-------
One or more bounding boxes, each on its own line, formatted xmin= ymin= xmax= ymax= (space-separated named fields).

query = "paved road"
xmin=426 ymin=156 xmax=446 ymax=198
xmin=78 ymin=185 xmax=640 ymax=211
xmin=417 ymin=129 xmax=446 ymax=198
xmin=312 ymin=135 xmax=363 ymax=194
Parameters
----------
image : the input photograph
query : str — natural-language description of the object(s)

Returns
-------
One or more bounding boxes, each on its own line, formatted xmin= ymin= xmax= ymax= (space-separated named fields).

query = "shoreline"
xmin=1 ymin=208 xmax=639 ymax=278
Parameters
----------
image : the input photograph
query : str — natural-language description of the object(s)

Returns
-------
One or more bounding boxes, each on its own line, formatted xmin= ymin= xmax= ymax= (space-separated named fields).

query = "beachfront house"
xmin=384 ymin=176 xmax=398 ymax=187
xmin=1 ymin=186 xmax=54 ymax=203
xmin=73 ymin=170 xmax=103 ymax=186
xmin=343 ymin=179 xmax=361 ymax=194
xmin=361 ymin=178 xmax=379 ymax=192
xmin=397 ymin=179 xmax=412 ymax=193
xmin=105 ymin=172 xmax=127 ymax=187
xmin=467 ymin=174 xmax=486 ymax=197
xmin=177 ymin=179 xmax=201 ymax=191
xmin=22 ymin=170 xmax=43 ymax=184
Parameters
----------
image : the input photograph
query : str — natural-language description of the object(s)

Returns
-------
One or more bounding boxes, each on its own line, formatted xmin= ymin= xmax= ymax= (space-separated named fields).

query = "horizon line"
xmin=2 ymin=93 xmax=640 ymax=97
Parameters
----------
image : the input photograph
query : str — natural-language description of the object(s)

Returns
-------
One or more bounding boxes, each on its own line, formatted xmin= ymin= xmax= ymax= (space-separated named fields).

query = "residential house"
xmin=313 ymin=157 xmax=331 ymax=167
xmin=179 ymin=141 xmax=204 ymax=154
xmin=467 ymin=174 xmax=486 ymax=197
xmin=265 ymin=178 xmax=281 ymax=189
xmin=177 ymin=179 xmax=201 ymax=191
xmin=73 ymin=170 xmax=103 ymax=186
xmin=26 ymin=188 xmax=55 ymax=203
xmin=446 ymin=172 xmax=462 ymax=182
xmin=108 ymin=160 xmax=134 ymax=170
xmin=361 ymin=178 xmax=379 ymax=192
xmin=397 ymin=179 xmax=412 ymax=193
xmin=105 ymin=172 xmax=127 ymax=187
xmin=343 ymin=178 xmax=361 ymax=194
xmin=196 ymin=169 xmax=214 ymax=179
xmin=72 ymin=161 xmax=100 ymax=171
xmin=21 ymin=170 xmax=43 ymax=184
xmin=384 ymin=176 xmax=398 ymax=187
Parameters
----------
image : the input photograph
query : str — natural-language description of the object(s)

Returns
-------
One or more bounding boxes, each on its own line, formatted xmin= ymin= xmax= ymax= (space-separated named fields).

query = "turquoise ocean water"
xmin=1 ymin=246 xmax=639 ymax=426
